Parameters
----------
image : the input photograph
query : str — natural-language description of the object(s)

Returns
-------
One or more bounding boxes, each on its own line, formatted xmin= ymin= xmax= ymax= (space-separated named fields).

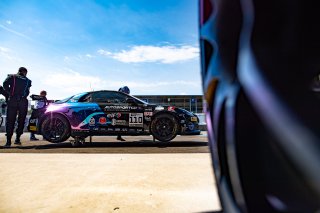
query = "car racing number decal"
xmin=129 ymin=113 xmax=143 ymax=127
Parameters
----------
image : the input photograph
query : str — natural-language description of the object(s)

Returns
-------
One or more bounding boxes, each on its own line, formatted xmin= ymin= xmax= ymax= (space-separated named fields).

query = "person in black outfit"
xmin=3 ymin=67 xmax=32 ymax=147
xmin=30 ymin=90 xmax=47 ymax=141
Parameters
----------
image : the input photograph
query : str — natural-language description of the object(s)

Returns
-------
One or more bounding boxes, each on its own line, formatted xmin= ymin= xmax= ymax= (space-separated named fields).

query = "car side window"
xmin=79 ymin=94 xmax=92 ymax=102
xmin=92 ymin=91 xmax=127 ymax=104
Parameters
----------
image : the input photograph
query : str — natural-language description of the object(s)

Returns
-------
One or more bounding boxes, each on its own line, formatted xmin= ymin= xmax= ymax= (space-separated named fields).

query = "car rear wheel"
xmin=41 ymin=114 xmax=71 ymax=143
xmin=151 ymin=113 xmax=178 ymax=142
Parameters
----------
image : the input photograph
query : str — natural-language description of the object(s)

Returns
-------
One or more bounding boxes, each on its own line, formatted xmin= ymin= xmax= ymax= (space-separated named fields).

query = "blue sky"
xmin=0 ymin=0 xmax=201 ymax=100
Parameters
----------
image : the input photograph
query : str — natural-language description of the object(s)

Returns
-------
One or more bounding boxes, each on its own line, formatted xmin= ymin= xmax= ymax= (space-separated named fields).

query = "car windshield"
xmin=176 ymin=108 xmax=194 ymax=116
xmin=55 ymin=96 xmax=73 ymax=103
xmin=55 ymin=92 xmax=88 ymax=103
xmin=130 ymin=95 xmax=148 ymax=105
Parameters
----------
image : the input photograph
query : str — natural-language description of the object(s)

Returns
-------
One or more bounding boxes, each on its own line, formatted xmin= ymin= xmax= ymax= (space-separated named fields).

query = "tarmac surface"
xmin=0 ymin=132 xmax=221 ymax=212
xmin=0 ymin=133 xmax=210 ymax=154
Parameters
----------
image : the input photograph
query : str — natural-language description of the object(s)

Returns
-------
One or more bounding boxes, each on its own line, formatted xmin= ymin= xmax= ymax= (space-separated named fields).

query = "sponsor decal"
xmin=105 ymin=106 xmax=138 ymax=111
xmin=29 ymin=118 xmax=38 ymax=124
xmin=145 ymin=107 xmax=153 ymax=111
xmin=72 ymin=129 xmax=90 ymax=132
xmin=73 ymin=112 xmax=104 ymax=129
xmin=108 ymin=128 xmax=114 ymax=131
xmin=116 ymin=120 xmax=126 ymax=126
xmin=129 ymin=113 xmax=143 ymax=127
xmin=30 ymin=126 xmax=37 ymax=131
xmin=145 ymin=117 xmax=151 ymax=122
xmin=93 ymin=128 xmax=99 ymax=131
xmin=111 ymin=119 xmax=127 ymax=126
xmin=122 ymin=128 xmax=128 ymax=132
xmin=107 ymin=113 xmax=122 ymax=119
xmin=168 ymin=106 xmax=175 ymax=111
xmin=128 ymin=129 xmax=136 ymax=133
xmin=188 ymin=123 xmax=195 ymax=130
xmin=144 ymin=112 xmax=153 ymax=116
xmin=155 ymin=106 xmax=164 ymax=111
xmin=99 ymin=117 xmax=107 ymax=124
xmin=89 ymin=117 xmax=95 ymax=126
xmin=190 ymin=117 xmax=197 ymax=122
xmin=115 ymin=128 xmax=121 ymax=131
xmin=136 ymin=129 xmax=143 ymax=132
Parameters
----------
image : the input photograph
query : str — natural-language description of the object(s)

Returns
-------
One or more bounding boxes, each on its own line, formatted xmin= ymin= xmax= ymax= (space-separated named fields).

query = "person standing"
xmin=30 ymin=90 xmax=47 ymax=141
xmin=3 ymin=67 xmax=32 ymax=147
xmin=117 ymin=86 xmax=130 ymax=141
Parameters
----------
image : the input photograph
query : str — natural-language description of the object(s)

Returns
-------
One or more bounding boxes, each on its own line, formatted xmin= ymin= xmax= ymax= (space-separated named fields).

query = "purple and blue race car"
xmin=28 ymin=90 xmax=200 ymax=145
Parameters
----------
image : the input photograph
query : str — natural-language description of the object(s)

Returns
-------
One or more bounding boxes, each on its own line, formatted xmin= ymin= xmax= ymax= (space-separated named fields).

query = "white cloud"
xmin=63 ymin=54 xmax=95 ymax=62
xmin=98 ymin=45 xmax=199 ymax=64
xmin=98 ymin=49 xmax=112 ymax=56
xmin=42 ymin=69 xmax=107 ymax=98
xmin=40 ymin=70 xmax=201 ymax=99
xmin=0 ymin=46 xmax=10 ymax=52
xmin=0 ymin=46 xmax=15 ymax=60
xmin=0 ymin=24 xmax=31 ymax=40
xmin=6 ymin=20 xmax=12 ymax=25
xmin=63 ymin=56 xmax=70 ymax=62
xmin=85 ymin=54 xmax=94 ymax=58
xmin=125 ymin=80 xmax=199 ymax=89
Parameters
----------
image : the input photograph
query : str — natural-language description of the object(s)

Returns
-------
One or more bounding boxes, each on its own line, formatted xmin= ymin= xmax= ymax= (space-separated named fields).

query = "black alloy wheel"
xmin=151 ymin=113 xmax=178 ymax=142
xmin=41 ymin=114 xmax=71 ymax=143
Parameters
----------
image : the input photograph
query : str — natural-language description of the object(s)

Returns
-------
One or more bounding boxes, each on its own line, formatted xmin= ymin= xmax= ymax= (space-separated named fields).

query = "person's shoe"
xmin=30 ymin=137 xmax=39 ymax=141
xmin=14 ymin=138 xmax=22 ymax=145
xmin=4 ymin=143 xmax=11 ymax=148
xmin=117 ymin=136 xmax=126 ymax=141
xmin=4 ymin=137 xmax=12 ymax=148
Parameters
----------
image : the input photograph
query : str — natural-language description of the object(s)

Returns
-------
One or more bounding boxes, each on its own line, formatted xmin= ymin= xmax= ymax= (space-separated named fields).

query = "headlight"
xmin=45 ymin=104 xmax=66 ymax=113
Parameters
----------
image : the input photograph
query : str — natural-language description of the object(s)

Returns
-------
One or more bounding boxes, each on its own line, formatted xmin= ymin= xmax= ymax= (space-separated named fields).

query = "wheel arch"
xmin=38 ymin=112 xmax=71 ymax=134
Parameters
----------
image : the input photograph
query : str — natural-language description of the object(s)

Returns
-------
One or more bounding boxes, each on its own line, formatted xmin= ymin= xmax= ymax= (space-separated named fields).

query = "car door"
xmin=94 ymin=91 xmax=144 ymax=134
xmin=91 ymin=91 xmax=137 ymax=134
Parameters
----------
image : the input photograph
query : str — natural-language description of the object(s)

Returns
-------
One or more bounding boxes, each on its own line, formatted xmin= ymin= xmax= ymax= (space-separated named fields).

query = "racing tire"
xmin=41 ymin=114 xmax=71 ymax=143
xmin=150 ymin=113 xmax=178 ymax=142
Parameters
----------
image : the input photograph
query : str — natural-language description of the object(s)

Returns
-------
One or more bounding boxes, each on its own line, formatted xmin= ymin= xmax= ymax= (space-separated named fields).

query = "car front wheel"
xmin=151 ymin=113 xmax=178 ymax=142
xmin=41 ymin=114 xmax=71 ymax=143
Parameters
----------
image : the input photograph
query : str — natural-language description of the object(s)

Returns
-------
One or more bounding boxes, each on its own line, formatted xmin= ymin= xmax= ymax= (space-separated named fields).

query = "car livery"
xmin=28 ymin=90 xmax=200 ymax=144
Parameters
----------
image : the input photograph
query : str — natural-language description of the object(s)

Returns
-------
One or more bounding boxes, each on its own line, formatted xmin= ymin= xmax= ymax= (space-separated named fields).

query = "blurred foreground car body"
xmin=199 ymin=0 xmax=320 ymax=212
xmin=28 ymin=90 xmax=200 ymax=145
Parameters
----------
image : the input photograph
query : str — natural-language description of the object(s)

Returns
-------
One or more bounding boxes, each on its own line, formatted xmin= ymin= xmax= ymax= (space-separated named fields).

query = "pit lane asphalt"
xmin=0 ymin=132 xmax=210 ymax=154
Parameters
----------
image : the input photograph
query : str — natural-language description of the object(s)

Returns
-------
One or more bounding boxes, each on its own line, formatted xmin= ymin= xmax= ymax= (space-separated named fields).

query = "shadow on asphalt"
xmin=16 ymin=140 xmax=209 ymax=150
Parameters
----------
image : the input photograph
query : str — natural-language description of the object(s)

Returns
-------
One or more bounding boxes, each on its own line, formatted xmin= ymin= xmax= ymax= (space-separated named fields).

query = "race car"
xmin=27 ymin=90 xmax=200 ymax=145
